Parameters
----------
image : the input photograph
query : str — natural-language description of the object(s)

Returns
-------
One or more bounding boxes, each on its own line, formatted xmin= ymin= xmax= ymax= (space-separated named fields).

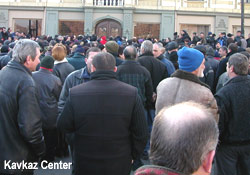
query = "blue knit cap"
xmin=177 ymin=47 xmax=204 ymax=72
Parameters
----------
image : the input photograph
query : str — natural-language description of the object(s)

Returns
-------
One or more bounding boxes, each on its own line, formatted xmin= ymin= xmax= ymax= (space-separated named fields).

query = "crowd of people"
xmin=0 ymin=28 xmax=250 ymax=175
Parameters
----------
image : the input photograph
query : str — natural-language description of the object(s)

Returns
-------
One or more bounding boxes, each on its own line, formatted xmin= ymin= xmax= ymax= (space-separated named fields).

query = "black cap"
xmin=41 ymin=56 xmax=54 ymax=69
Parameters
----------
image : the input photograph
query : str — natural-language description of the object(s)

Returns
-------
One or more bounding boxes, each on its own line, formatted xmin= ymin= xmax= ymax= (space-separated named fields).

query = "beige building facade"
xmin=0 ymin=0 xmax=250 ymax=39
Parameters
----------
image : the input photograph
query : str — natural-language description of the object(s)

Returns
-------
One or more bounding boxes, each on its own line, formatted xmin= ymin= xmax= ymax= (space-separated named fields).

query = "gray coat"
xmin=156 ymin=70 xmax=218 ymax=122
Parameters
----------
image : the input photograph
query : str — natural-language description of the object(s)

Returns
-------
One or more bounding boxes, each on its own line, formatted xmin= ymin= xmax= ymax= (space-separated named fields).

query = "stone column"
xmin=215 ymin=16 xmax=228 ymax=35
xmin=45 ymin=10 xmax=58 ymax=37
xmin=84 ymin=8 xmax=93 ymax=35
xmin=0 ymin=9 xmax=9 ymax=28
xmin=123 ymin=10 xmax=133 ymax=39
xmin=160 ymin=12 xmax=175 ymax=39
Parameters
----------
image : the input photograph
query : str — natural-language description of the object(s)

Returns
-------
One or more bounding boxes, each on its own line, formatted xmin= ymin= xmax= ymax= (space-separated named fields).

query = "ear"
xmin=85 ymin=58 xmax=88 ymax=64
xmin=202 ymin=150 xmax=215 ymax=173
xmin=114 ymin=66 xmax=117 ymax=72
xmin=229 ymin=65 xmax=234 ymax=73
xmin=91 ymin=64 xmax=96 ymax=73
xmin=24 ymin=55 xmax=32 ymax=67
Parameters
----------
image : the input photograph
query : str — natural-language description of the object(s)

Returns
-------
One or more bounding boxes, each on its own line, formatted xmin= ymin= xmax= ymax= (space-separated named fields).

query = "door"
xmin=95 ymin=19 xmax=122 ymax=38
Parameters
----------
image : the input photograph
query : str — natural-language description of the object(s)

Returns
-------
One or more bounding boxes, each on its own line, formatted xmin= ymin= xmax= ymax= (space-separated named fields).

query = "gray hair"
xmin=12 ymin=39 xmax=40 ymax=64
xmin=141 ymin=40 xmax=153 ymax=54
xmin=150 ymin=101 xmax=219 ymax=174
xmin=228 ymin=53 xmax=249 ymax=75
xmin=92 ymin=52 xmax=116 ymax=71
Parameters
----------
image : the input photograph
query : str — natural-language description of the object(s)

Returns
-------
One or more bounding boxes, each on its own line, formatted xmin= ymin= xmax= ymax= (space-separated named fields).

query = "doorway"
xmin=95 ymin=19 xmax=122 ymax=38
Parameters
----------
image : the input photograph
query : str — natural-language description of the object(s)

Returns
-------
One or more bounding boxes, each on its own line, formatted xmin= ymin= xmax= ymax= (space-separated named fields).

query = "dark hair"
xmin=123 ymin=46 xmax=137 ymax=60
xmin=228 ymin=43 xmax=238 ymax=53
xmin=92 ymin=52 xmax=116 ymax=71
xmin=86 ymin=47 xmax=101 ymax=59
xmin=220 ymin=46 xmax=228 ymax=54
xmin=150 ymin=101 xmax=219 ymax=174
xmin=228 ymin=53 xmax=249 ymax=75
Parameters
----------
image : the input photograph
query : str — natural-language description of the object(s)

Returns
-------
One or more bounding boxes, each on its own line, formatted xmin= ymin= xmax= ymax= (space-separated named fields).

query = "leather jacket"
xmin=0 ymin=60 xmax=45 ymax=174
xmin=32 ymin=68 xmax=62 ymax=130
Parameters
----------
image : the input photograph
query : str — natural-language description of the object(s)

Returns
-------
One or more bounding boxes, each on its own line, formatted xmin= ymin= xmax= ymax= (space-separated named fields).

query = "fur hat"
xmin=105 ymin=41 xmax=119 ymax=55
xmin=178 ymin=47 xmax=204 ymax=72
xmin=41 ymin=56 xmax=54 ymax=69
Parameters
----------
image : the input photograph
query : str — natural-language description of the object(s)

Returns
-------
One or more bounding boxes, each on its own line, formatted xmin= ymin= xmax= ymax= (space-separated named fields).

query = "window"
xmin=93 ymin=0 xmax=124 ymax=6
xmin=14 ymin=19 xmax=42 ymax=37
xmin=134 ymin=23 xmax=160 ymax=39
xmin=59 ymin=20 xmax=84 ymax=36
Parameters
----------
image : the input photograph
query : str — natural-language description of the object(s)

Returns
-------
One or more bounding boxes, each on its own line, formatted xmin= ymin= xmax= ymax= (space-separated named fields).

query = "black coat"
xmin=32 ymin=69 xmax=62 ymax=129
xmin=57 ymin=71 xmax=148 ymax=175
xmin=215 ymin=75 xmax=250 ymax=144
xmin=0 ymin=60 xmax=45 ymax=174
xmin=53 ymin=62 xmax=75 ymax=84
xmin=117 ymin=60 xmax=153 ymax=108
xmin=138 ymin=53 xmax=168 ymax=92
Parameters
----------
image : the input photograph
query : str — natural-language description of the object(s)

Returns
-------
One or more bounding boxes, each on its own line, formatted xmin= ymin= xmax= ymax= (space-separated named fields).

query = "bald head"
xmin=123 ymin=46 xmax=137 ymax=60
xmin=150 ymin=101 xmax=219 ymax=174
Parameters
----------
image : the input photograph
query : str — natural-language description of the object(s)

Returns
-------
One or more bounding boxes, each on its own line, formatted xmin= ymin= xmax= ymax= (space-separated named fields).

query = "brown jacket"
xmin=156 ymin=70 xmax=218 ymax=122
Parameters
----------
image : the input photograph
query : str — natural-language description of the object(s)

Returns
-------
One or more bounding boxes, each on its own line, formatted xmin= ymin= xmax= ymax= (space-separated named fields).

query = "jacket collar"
xmin=139 ymin=52 xmax=154 ymax=57
xmin=81 ymin=67 xmax=90 ymax=80
xmin=54 ymin=57 xmax=68 ymax=65
xmin=157 ymin=54 xmax=164 ymax=60
xmin=224 ymin=75 xmax=249 ymax=86
xmin=7 ymin=60 xmax=32 ymax=76
xmin=122 ymin=60 xmax=140 ymax=65
xmin=171 ymin=69 xmax=210 ymax=89
xmin=90 ymin=70 xmax=117 ymax=80
xmin=135 ymin=165 xmax=188 ymax=175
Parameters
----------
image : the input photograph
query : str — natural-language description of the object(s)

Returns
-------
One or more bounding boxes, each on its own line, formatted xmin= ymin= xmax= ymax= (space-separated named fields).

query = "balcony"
xmin=93 ymin=0 xmax=124 ymax=6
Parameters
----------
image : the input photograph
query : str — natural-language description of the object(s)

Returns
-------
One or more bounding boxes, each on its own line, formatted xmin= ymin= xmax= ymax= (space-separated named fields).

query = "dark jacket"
xmin=157 ymin=54 xmax=175 ymax=77
xmin=32 ymin=68 xmax=62 ymax=129
xmin=138 ymin=53 xmax=168 ymax=92
xmin=57 ymin=71 xmax=148 ymax=175
xmin=199 ymin=59 xmax=215 ymax=92
xmin=53 ymin=61 xmax=75 ymax=84
xmin=67 ymin=52 xmax=86 ymax=70
xmin=0 ymin=60 xmax=45 ymax=174
xmin=215 ymin=75 xmax=250 ymax=144
xmin=0 ymin=51 xmax=12 ymax=70
xmin=216 ymin=51 xmax=236 ymax=81
xmin=58 ymin=67 xmax=90 ymax=116
xmin=117 ymin=60 xmax=153 ymax=108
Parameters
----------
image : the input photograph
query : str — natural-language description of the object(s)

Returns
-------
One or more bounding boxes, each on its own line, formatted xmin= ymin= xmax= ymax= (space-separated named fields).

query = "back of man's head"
xmin=228 ymin=43 xmax=238 ymax=53
xmin=150 ymin=101 xmax=219 ymax=174
xmin=228 ymin=53 xmax=249 ymax=76
xmin=86 ymin=47 xmax=101 ymax=59
xmin=92 ymin=52 xmax=116 ymax=71
xmin=141 ymin=40 xmax=153 ymax=54
xmin=123 ymin=46 xmax=137 ymax=60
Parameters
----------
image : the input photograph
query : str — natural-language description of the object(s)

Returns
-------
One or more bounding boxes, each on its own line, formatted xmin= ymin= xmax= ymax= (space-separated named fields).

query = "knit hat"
xmin=75 ymin=46 xmax=85 ymax=54
xmin=105 ymin=41 xmax=119 ymax=55
xmin=1 ymin=45 xmax=9 ymax=53
xmin=41 ymin=56 xmax=54 ymax=69
xmin=177 ymin=47 xmax=204 ymax=72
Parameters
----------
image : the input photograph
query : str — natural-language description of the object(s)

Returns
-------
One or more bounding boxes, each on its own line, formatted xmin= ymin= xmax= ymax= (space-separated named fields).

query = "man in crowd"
xmin=156 ymin=46 xmax=218 ymax=121
xmin=216 ymin=43 xmax=238 ymax=81
xmin=153 ymin=42 xmax=175 ymax=76
xmin=32 ymin=56 xmax=62 ymax=163
xmin=135 ymin=101 xmax=219 ymax=175
xmin=57 ymin=52 xmax=148 ymax=175
xmin=213 ymin=53 xmax=250 ymax=175
xmin=117 ymin=45 xmax=153 ymax=169
xmin=138 ymin=40 xmax=168 ymax=160
xmin=104 ymin=40 xmax=124 ymax=66
xmin=0 ymin=39 xmax=45 ymax=175
xmin=219 ymin=46 xmax=228 ymax=61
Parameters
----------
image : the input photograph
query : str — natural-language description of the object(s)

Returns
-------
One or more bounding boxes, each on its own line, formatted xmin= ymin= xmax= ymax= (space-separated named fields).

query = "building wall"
xmin=1 ymin=0 xmax=250 ymax=39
